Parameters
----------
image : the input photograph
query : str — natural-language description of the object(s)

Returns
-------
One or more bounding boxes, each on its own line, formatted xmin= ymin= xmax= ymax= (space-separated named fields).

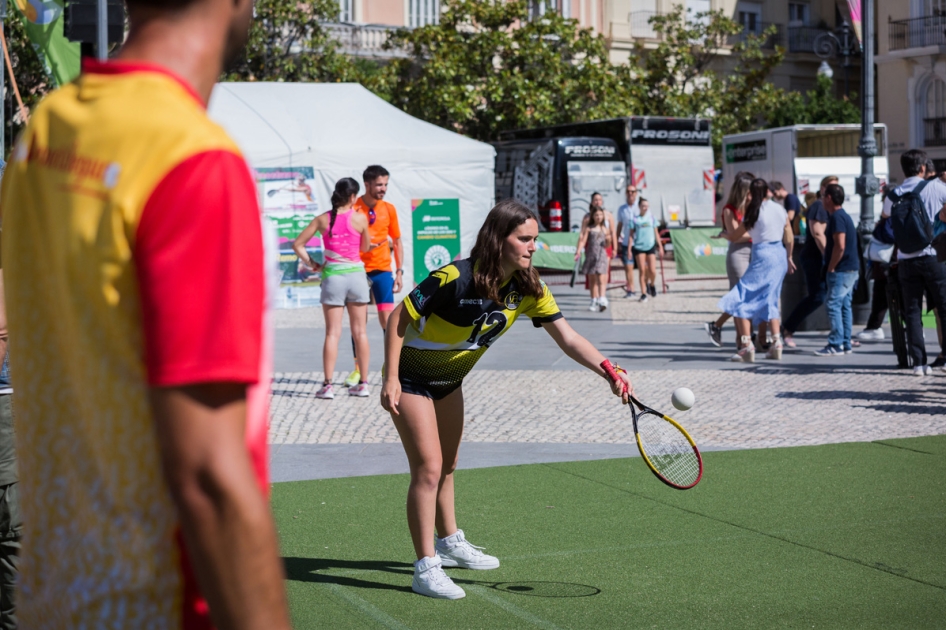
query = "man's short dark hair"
xmin=901 ymin=149 xmax=929 ymax=178
xmin=824 ymin=183 xmax=845 ymax=207
xmin=363 ymin=165 xmax=389 ymax=182
xmin=769 ymin=181 xmax=785 ymax=192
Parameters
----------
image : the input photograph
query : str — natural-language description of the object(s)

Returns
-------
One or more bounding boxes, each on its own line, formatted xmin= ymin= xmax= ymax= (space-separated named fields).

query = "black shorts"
xmin=632 ymin=245 xmax=657 ymax=257
xmin=399 ymin=377 xmax=463 ymax=401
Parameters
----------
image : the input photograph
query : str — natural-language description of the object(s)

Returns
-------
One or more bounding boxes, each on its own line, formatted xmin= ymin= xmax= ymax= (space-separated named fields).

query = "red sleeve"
xmin=135 ymin=150 xmax=264 ymax=387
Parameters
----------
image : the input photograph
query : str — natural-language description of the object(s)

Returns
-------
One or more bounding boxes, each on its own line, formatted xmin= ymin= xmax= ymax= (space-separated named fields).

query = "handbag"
xmin=866 ymin=236 xmax=894 ymax=264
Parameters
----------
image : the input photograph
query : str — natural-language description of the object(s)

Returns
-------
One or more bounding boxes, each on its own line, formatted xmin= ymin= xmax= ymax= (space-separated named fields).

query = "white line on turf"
xmin=323 ymin=582 xmax=412 ymax=630
xmin=466 ymin=584 xmax=564 ymax=630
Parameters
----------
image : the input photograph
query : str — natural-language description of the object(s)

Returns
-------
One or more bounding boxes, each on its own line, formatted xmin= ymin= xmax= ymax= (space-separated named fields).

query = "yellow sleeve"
xmin=524 ymin=281 xmax=563 ymax=328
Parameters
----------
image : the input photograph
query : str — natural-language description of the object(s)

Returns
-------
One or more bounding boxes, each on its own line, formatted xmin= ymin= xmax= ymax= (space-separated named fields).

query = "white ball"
xmin=671 ymin=387 xmax=695 ymax=411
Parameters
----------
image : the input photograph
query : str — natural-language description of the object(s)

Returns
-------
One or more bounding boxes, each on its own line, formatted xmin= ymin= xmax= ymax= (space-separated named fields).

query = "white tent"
xmin=208 ymin=82 xmax=496 ymax=303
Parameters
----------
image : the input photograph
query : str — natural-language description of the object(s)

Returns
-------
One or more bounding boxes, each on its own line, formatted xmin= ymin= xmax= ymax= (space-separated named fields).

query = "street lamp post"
xmin=854 ymin=0 xmax=879 ymax=234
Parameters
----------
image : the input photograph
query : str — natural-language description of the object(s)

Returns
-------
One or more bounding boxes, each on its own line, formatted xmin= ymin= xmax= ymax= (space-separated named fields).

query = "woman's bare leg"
xmin=322 ymin=304 xmax=344 ymax=382
xmin=597 ymin=273 xmax=608 ymax=299
xmin=646 ymin=253 xmax=657 ymax=286
xmin=391 ymin=392 xmax=444 ymax=560
xmin=432 ymin=387 xmax=464 ymax=538
xmin=734 ymin=317 xmax=752 ymax=345
xmin=588 ymin=274 xmax=600 ymax=300
xmin=636 ymin=253 xmax=647 ymax=291
xmin=346 ymin=302 xmax=370 ymax=380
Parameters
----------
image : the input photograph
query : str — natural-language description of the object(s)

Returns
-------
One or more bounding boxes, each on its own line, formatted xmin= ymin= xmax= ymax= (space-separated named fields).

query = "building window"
xmin=924 ymin=76 xmax=946 ymax=147
xmin=687 ymin=0 xmax=711 ymax=26
xmin=788 ymin=2 xmax=809 ymax=25
xmin=736 ymin=2 xmax=762 ymax=34
xmin=409 ymin=0 xmax=439 ymax=27
xmin=528 ymin=1 xmax=571 ymax=20
xmin=338 ymin=0 xmax=353 ymax=22
xmin=922 ymin=0 xmax=946 ymax=17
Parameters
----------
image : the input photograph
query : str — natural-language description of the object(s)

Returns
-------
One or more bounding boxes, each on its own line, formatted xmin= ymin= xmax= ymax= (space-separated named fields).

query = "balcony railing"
xmin=925 ymin=117 xmax=946 ymax=147
xmin=890 ymin=15 xmax=946 ymax=51
xmin=323 ymin=22 xmax=406 ymax=59
xmin=786 ymin=25 xmax=832 ymax=54
xmin=728 ymin=22 xmax=784 ymax=49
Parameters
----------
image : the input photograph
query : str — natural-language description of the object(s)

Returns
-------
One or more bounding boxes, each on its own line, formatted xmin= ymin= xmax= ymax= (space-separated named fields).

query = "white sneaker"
xmin=588 ymin=298 xmax=599 ymax=312
xmin=598 ymin=296 xmax=609 ymax=311
xmin=315 ymin=383 xmax=334 ymax=399
xmin=856 ymin=328 xmax=885 ymax=341
xmin=913 ymin=365 xmax=932 ymax=376
xmin=412 ymin=556 xmax=465 ymax=599
xmin=435 ymin=530 xmax=500 ymax=570
xmin=348 ymin=382 xmax=370 ymax=397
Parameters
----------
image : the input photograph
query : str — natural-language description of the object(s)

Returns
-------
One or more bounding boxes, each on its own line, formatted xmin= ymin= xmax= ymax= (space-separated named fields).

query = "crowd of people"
xmin=575 ymin=184 xmax=665 ymax=312
xmin=704 ymin=149 xmax=946 ymax=373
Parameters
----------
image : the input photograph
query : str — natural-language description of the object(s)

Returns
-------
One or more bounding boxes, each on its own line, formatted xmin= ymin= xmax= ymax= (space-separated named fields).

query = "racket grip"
xmin=600 ymin=360 xmax=627 ymax=393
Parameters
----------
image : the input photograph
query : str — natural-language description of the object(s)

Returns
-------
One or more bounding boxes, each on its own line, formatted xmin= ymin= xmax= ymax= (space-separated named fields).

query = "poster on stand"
xmin=412 ymin=199 xmax=461 ymax=285
xmin=257 ymin=167 xmax=322 ymax=307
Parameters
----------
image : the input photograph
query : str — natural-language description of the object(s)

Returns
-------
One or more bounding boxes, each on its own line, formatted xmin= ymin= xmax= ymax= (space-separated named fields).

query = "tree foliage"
xmin=4 ymin=16 xmax=55 ymax=152
xmin=764 ymin=74 xmax=860 ymax=128
xmin=383 ymin=0 xmax=635 ymax=141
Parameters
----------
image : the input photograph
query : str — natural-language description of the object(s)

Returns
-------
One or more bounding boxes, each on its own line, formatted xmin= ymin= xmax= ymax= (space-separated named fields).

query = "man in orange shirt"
xmin=345 ymin=165 xmax=403 ymax=386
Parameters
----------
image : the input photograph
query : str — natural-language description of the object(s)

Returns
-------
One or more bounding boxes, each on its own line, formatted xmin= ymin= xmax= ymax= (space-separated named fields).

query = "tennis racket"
xmin=569 ymin=257 xmax=581 ymax=287
xmin=601 ymin=361 xmax=703 ymax=490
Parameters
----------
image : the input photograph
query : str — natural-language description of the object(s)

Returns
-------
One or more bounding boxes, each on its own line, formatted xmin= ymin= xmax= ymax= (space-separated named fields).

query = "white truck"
xmin=498 ymin=117 xmax=717 ymax=228
xmin=720 ymin=124 xmax=889 ymax=220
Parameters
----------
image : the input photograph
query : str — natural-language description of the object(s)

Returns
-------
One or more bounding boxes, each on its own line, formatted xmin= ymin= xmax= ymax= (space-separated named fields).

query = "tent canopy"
xmin=208 ymin=82 xmax=496 ymax=292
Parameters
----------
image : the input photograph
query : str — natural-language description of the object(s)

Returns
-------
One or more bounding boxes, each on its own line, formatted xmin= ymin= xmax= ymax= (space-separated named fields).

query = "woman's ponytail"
xmin=328 ymin=177 xmax=360 ymax=237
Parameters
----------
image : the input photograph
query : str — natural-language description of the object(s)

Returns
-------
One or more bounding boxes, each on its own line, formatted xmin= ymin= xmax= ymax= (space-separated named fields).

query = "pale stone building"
xmin=877 ymin=0 xmax=946 ymax=183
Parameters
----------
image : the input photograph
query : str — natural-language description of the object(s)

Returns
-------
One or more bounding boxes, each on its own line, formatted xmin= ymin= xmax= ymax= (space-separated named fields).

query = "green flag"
xmin=11 ymin=0 xmax=81 ymax=86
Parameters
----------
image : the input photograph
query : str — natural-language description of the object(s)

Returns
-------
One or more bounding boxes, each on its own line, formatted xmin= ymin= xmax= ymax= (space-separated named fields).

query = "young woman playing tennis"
xmin=380 ymin=199 xmax=632 ymax=599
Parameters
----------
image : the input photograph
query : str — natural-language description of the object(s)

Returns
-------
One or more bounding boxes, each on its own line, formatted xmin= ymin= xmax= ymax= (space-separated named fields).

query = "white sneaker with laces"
xmin=412 ymin=556 xmax=465 ymax=599
xmin=856 ymin=328 xmax=885 ymax=341
xmin=598 ymin=296 xmax=609 ymax=311
xmin=435 ymin=530 xmax=500 ymax=570
xmin=348 ymin=382 xmax=370 ymax=397
xmin=588 ymin=298 xmax=599 ymax=312
xmin=315 ymin=383 xmax=334 ymax=399
xmin=913 ymin=365 xmax=933 ymax=377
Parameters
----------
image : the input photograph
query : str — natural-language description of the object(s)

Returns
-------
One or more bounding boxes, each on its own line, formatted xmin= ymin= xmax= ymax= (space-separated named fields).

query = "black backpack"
xmin=888 ymin=180 xmax=934 ymax=254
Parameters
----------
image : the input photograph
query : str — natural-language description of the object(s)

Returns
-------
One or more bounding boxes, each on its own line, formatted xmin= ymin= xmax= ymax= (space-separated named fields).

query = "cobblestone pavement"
xmin=270 ymin=259 xmax=946 ymax=456
xmin=270 ymin=367 xmax=946 ymax=449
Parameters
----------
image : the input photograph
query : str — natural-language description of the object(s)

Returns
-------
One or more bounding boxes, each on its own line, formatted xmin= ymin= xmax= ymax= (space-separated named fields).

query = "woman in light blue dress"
xmin=718 ymin=178 xmax=796 ymax=363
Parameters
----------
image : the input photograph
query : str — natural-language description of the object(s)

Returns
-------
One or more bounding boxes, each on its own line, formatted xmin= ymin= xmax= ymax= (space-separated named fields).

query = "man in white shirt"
xmin=615 ymin=184 xmax=639 ymax=297
xmin=882 ymin=149 xmax=946 ymax=375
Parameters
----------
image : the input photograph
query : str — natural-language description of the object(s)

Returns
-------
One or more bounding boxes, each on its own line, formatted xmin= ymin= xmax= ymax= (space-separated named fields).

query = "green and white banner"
xmin=533 ymin=232 xmax=580 ymax=270
xmin=411 ymin=198 xmax=461 ymax=285
xmin=669 ymin=227 xmax=728 ymax=276
xmin=12 ymin=0 xmax=80 ymax=86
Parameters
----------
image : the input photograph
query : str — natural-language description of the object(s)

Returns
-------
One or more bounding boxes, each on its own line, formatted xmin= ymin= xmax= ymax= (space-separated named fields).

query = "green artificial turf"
xmin=272 ymin=435 xmax=946 ymax=629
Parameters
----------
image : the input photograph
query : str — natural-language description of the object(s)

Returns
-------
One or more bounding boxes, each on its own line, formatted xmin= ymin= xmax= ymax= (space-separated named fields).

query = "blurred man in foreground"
xmin=0 ymin=0 xmax=291 ymax=625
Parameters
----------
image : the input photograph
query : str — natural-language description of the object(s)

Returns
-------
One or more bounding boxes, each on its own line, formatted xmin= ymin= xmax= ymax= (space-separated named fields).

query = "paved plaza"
xmin=270 ymin=263 xmax=946 ymax=481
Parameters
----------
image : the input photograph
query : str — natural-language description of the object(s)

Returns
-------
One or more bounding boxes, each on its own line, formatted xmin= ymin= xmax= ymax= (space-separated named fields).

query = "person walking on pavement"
xmin=0 ymin=0 xmax=292 ymax=622
xmin=630 ymin=199 xmax=664 ymax=302
xmin=882 ymin=149 xmax=946 ymax=376
xmin=814 ymin=184 xmax=860 ymax=356
xmin=615 ymin=184 xmax=639 ymax=297
xmin=782 ymin=175 xmax=837 ymax=349
xmin=718 ymin=178 xmax=796 ymax=362
xmin=344 ymin=165 xmax=405 ymax=388
xmin=705 ymin=173 xmax=754 ymax=346
xmin=576 ymin=204 xmax=612 ymax=311
xmin=294 ymin=178 xmax=373 ymax=398
xmin=0 ymin=269 xmax=19 ymax=630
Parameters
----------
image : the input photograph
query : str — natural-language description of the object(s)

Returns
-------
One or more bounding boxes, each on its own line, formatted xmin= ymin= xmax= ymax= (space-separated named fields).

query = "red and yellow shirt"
xmin=0 ymin=60 xmax=272 ymax=628
xmin=354 ymin=196 xmax=401 ymax=272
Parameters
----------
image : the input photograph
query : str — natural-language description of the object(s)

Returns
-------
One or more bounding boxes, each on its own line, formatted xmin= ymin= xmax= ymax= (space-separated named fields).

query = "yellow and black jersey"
xmin=400 ymin=258 xmax=562 ymax=398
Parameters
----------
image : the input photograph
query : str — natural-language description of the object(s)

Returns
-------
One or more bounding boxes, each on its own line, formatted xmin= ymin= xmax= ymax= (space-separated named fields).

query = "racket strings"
xmin=636 ymin=412 xmax=701 ymax=487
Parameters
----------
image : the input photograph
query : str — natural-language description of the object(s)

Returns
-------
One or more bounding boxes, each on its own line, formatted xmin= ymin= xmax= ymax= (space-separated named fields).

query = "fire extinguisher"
xmin=549 ymin=200 xmax=562 ymax=232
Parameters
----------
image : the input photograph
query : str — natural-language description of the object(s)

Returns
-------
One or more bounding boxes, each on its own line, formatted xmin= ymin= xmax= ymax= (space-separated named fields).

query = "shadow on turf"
xmin=282 ymin=557 xmax=601 ymax=598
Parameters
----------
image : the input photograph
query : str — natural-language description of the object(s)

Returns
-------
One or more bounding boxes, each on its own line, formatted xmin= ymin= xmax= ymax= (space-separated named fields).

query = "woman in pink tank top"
xmin=293 ymin=178 xmax=371 ymax=399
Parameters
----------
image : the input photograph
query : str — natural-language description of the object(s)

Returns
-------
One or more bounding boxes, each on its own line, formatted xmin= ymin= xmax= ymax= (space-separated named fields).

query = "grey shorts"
xmin=320 ymin=272 xmax=370 ymax=306
xmin=726 ymin=242 xmax=752 ymax=289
